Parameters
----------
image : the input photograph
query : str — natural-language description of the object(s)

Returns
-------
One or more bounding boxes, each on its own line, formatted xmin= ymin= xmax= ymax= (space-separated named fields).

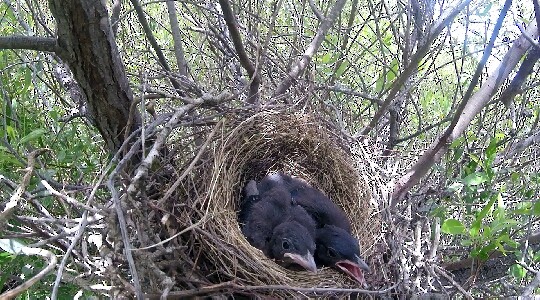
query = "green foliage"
xmin=440 ymin=134 xmax=536 ymax=266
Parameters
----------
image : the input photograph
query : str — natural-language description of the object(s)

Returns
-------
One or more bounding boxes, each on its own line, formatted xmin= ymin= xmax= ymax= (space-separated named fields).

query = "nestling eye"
xmin=282 ymin=240 xmax=291 ymax=250
xmin=328 ymin=247 xmax=337 ymax=258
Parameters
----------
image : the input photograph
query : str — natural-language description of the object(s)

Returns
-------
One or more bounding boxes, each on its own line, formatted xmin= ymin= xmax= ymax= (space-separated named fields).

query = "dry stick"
xmin=166 ymin=0 xmax=188 ymax=77
xmin=391 ymin=16 xmax=537 ymax=207
xmin=132 ymin=216 xmax=208 ymax=251
xmin=218 ymin=0 xmax=260 ymax=104
xmin=159 ymin=121 xmax=222 ymax=205
xmin=0 ymin=174 xmax=53 ymax=219
xmin=113 ymin=102 xmax=209 ymax=299
xmin=517 ymin=262 xmax=540 ymax=296
xmin=50 ymin=116 xmax=169 ymax=299
xmin=0 ymin=247 xmax=58 ymax=299
xmin=0 ymin=35 xmax=58 ymax=52
xmin=357 ymin=0 xmax=473 ymax=138
xmin=108 ymin=186 xmax=144 ymax=300
xmin=51 ymin=210 xmax=90 ymax=300
xmin=129 ymin=0 xmax=184 ymax=94
xmin=41 ymin=180 xmax=101 ymax=213
xmin=128 ymin=91 xmax=231 ymax=192
xmin=128 ymin=104 xmax=196 ymax=192
xmin=434 ymin=266 xmax=473 ymax=299
xmin=0 ymin=149 xmax=48 ymax=224
xmin=112 ymin=116 xmax=189 ymax=300
xmin=145 ymin=281 xmax=400 ymax=298
xmin=273 ymin=0 xmax=347 ymax=99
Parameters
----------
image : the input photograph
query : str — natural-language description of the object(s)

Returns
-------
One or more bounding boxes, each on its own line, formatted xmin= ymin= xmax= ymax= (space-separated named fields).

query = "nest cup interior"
xmin=190 ymin=111 xmax=379 ymax=288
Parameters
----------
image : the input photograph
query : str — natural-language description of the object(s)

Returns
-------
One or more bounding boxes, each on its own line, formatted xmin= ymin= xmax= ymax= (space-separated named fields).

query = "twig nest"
xmin=183 ymin=110 xmax=380 ymax=290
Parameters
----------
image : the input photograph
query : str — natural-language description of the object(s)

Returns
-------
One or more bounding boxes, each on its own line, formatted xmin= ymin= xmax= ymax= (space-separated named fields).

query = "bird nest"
xmin=127 ymin=110 xmax=383 ymax=297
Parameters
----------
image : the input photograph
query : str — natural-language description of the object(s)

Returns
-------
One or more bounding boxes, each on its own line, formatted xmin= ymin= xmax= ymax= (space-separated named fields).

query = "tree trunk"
xmin=49 ymin=0 xmax=141 ymax=153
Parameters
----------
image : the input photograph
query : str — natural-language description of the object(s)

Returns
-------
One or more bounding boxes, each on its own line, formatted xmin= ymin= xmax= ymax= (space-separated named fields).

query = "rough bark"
xmin=48 ymin=0 xmax=141 ymax=153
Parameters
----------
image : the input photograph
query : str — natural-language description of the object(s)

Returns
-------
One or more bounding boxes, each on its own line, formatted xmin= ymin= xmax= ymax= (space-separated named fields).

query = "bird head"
xmin=269 ymin=221 xmax=317 ymax=273
xmin=315 ymin=225 xmax=370 ymax=286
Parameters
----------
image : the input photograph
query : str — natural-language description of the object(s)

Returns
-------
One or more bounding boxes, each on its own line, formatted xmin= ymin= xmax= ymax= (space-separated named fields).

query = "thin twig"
xmin=145 ymin=281 xmax=400 ymax=298
xmin=434 ymin=265 xmax=473 ymax=299
xmin=159 ymin=121 xmax=222 ymax=205
xmin=0 ymin=149 xmax=48 ymax=224
xmin=273 ymin=0 xmax=347 ymax=98
xmin=218 ymin=0 xmax=260 ymax=103
xmin=0 ymin=247 xmax=57 ymax=299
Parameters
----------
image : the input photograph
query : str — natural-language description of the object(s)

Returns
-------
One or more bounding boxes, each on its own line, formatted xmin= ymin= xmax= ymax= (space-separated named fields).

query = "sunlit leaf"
xmin=446 ymin=182 xmax=463 ymax=193
xmin=463 ymin=172 xmax=488 ymax=186
xmin=441 ymin=219 xmax=466 ymax=235
xmin=510 ymin=264 xmax=527 ymax=279
xmin=19 ymin=128 xmax=46 ymax=145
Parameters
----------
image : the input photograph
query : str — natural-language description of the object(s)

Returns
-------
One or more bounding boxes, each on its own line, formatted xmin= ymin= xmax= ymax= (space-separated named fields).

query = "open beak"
xmin=336 ymin=256 xmax=370 ymax=287
xmin=283 ymin=251 xmax=317 ymax=273
xmin=355 ymin=255 xmax=371 ymax=272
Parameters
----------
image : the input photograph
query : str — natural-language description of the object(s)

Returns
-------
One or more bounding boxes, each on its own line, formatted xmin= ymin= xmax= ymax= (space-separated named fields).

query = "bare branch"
xmin=218 ymin=0 xmax=261 ymax=104
xmin=273 ymin=0 xmax=347 ymax=99
xmin=357 ymin=0 xmax=473 ymax=137
xmin=391 ymin=2 xmax=533 ymax=206
xmin=499 ymin=47 xmax=540 ymax=108
xmin=0 ymin=149 xmax=48 ymax=224
xmin=129 ymin=0 xmax=185 ymax=95
xmin=434 ymin=266 xmax=473 ymax=299
xmin=519 ymin=262 xmax=540 ymax=296
xmin=0 ymin=246 xmax=57 ymax=299
xmin=166 ymin=1 xmax=189 ymax=77
xmin=0 ymin=35 xmax=57 ymax=52
xmin=308 ymin=0 xmax=324 ymax=21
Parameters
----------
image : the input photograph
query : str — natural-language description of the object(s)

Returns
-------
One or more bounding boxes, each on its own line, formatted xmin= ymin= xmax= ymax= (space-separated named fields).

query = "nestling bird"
xmin=258 ymin=173 xmax=370 ymax=285
xmin=239 ymin=180 xmax=317 ymax=272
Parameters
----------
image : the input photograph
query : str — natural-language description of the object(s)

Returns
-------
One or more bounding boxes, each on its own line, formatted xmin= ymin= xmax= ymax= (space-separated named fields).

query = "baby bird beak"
xmin=355 ymin=254 xmax=371 ymax=272
xmin=283 ymin=251 xmax=317 ymax=273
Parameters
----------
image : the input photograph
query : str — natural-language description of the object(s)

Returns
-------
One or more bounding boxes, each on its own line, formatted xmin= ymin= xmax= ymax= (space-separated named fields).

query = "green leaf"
xmin=533 ymin=251 xmax=540 ymax=262
xmin=490 ymin=219 xmax=519 ymax=233
xmin=441 ymin=219 xmax=466 ymax=235
xmin=463 ymin=172 xmax=488 ymax=186
xmin=469 ymin=219 xmax=481 ymax=237
xmin=19 ymin=128 xmax=46 ymax=145
xmin=533 ymin=201 xmax=540 ymax=215
xmin=485 ymin=136 xmax=498 ymax=162
xmin=450 ymin=136 xmax=464 ymax=149
xmin=510 ymin=172 xmax=520 ymax=183
xmin=446 ymin=182 xmax=463 ymax=193
xmin=335 ymin=60 xmax=349 ymax=78
xmin=461 ymin=239 xmax=472 ymax=246
xmin=510 ymin=264 xmax=527 ymax=279
xmin=321 ymin=53 xmax=336 ymax=64
xmin=477 ymin=194 xmax=497 ymax=221
xmin=6 ymin=125 xmax=17 ymax=142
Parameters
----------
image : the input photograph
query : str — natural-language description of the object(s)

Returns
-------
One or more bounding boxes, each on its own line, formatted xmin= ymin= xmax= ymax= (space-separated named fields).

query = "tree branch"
xmin=357 ymin=0 xmax=473 ymax=137
xmin=218 ymin=0 xmax=260 ymax=104
xmin=166 ymin=0 xmax=189 ymax=77
xmin=273 ymin=0 xmax=347 ymax=99
xmin=129 ymin=0 xmax=185 ymax=95
xmin=49 ymin=0 xmax=141 ymax=153
xmin=0 ymin=35 xmax=57 ymax=52
xmin=0 ymin=246 xmax=57 ymax=299
xmin=391 ymin=1 xmax=533 ymax=207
